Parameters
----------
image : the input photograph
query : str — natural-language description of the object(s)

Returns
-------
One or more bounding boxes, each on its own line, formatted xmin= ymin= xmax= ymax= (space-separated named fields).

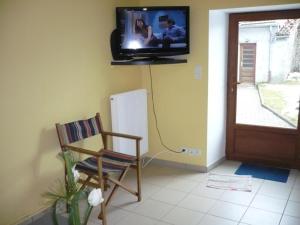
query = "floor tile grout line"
xmin=237 ymin=178 xmax=266 ymax=224
xmin=170 ymin=184 xmax=210 ymax=225
xmin=236 ymin=171 xmax=298 ymax=225
xmin=199 ymin=180 xmax=245 ymax=224
xmin=277 ymin=171 xmax=298 ymax=225
xmin=115 ymin=203 xmax=176 ymax=224
xmin=111 ymin=165 xmax=299 ymax=225
xmin=200 ymin=213 xmax=244 ymax=224
xmin=112 ymin=179 xmax=298 ymax=225
xmin=246 ymin=205 xmax=286 ymax=215
xmin=128 ymin=171 xmax=218 ymax=224
xmin=181 ymin=178 xmax=225 ymax=225
xmin=115 ymin=190 xmax=180 ymax=223
xmin=114 ymin=175 xmax=206 ymax=218
xmin=148 ymin=167 xmax=250 ymax=224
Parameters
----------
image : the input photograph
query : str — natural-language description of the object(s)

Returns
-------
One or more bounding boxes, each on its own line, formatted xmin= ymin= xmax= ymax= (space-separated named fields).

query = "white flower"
xmin=88 ymin=188 xmax=104 ymax=206
xmin=72 ymin=165 xmax=80 ymax=182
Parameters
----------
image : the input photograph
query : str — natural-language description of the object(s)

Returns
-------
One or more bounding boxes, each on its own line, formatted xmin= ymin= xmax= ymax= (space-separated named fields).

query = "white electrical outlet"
xmin=181 ymin=147 xmax=200 ymax=156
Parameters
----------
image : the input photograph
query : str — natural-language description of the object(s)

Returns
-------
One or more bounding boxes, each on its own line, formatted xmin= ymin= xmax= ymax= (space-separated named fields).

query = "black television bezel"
xmin=116 ymin=6 xmax=190 ymax=58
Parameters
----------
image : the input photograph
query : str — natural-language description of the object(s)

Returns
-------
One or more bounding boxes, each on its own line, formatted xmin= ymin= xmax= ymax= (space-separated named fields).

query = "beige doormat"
xmin=207 ymin=173 xmax=252 ymax=192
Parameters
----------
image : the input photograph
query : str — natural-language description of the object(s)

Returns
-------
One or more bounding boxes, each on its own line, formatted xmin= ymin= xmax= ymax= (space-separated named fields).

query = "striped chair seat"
xmin=76 ymin=150 xmax=136 ymax=175
xmin=102 ymin=149 xmax=136 ymax=164
xmin=76 ymin=158 xmax=126 ymax=175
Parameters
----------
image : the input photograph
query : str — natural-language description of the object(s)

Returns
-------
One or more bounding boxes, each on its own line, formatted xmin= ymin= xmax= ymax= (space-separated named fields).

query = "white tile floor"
xmin=88 ymin=161 xmax=300 ymax=225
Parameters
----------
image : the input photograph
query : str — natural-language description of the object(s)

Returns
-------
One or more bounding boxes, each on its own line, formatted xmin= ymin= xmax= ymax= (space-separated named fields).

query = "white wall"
xmin=270 ymin=37 xmax=293 ymax=82
xmin=239 ymin=25 xmax=295 ymax=84
xmin=207 ymin=10 xmax=228 ymax=167
xmin=239 ymin=26 xmax=271 ymax=83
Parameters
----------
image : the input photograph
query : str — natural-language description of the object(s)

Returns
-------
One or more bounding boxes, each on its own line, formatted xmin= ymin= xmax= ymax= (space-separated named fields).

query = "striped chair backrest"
xmin=56 ymin=116 xmax=101 ymax=145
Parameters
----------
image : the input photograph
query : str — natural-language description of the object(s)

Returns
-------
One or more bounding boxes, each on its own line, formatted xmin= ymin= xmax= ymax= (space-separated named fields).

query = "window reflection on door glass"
xmin=236 ymin=19 xmax=300 ymax=129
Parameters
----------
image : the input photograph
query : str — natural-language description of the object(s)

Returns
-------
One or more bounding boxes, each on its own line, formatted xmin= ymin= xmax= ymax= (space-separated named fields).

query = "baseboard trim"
xmin=207 ymin=157 xmax=226 ymax=172
xmin=18 ymin=207 xmax=51 ymax=225
xmin=144 ymin=157 xmax=208 ymax=172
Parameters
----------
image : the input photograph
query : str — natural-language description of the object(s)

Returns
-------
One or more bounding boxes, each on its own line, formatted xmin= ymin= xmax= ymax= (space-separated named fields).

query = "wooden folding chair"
xmin=55 ymin=113 xmax=142 ymax=225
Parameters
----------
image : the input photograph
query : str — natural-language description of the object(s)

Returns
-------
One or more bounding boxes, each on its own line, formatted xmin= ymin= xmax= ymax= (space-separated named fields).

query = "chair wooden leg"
xmin=79 ymin=176 xmax=92 ymax=191
xmin=137 ymin=159 xmax=142 ymax=201
xmin=136 ymin=140 xmax=142 ymax=202
xmin=99 ymin=201 xmax=107 ymax=225
xmin=104 ymin=179 xmax=111 ymax=191
xmin=97 ymin=158 xmax=107 ymax=225
xmin=105 ymin=167 xmax=130 ymax=206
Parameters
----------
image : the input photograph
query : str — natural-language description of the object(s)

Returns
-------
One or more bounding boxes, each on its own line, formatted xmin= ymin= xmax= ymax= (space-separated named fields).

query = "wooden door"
xmin=226 ymin=9 xmax=300 ymax=169
xmin=239 ymin=43 xmax=256 ymax=84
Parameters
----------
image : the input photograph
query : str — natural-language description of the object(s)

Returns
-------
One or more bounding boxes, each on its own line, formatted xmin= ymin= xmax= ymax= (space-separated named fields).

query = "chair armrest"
xmin=102 ymin=131 xmax=142 ymax=140
xmin=63 ymin=145 xmax=103 ymax=158
xmin=102 ymin=131 xmax=142 ymax=160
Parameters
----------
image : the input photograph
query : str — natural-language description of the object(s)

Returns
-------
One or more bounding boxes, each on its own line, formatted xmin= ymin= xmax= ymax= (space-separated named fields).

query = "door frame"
xmin=226 ymin=9 xmax=300 ymax=168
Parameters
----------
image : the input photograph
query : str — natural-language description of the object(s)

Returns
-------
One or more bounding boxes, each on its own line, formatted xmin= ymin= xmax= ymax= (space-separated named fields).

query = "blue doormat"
xmin=235 ymin=163 xmax=290 ymax=183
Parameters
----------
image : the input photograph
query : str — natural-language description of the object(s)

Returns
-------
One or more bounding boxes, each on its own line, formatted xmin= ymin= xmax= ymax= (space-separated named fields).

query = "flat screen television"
xmin=116 ymin=6 xmax=190 ymax=59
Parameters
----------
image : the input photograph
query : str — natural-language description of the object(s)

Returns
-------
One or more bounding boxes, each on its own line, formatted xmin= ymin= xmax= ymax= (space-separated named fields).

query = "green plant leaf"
xmin=83 ymin=206 xmax=93 ymax=225
xmin=44 ymin=150 xmax=93 ymax=225
xmin=52 ymin=200 xmax=60 ymax=225
xmin=69 ymin=191 xmax=82 ymax=225
xmin=64 ymin=152 xmax=75 ymax=187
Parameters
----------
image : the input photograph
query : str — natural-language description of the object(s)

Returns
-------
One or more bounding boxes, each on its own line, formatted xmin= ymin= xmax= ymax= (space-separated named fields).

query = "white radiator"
xmin=110 ymin=89 xmax=148 ymax=156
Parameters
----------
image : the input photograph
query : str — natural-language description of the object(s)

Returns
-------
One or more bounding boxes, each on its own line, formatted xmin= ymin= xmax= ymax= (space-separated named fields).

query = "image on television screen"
xmin=118 ymin=8 xmax=188 ymax=50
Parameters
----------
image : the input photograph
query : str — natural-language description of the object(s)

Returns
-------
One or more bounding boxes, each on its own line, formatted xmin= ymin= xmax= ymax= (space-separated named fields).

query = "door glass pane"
xmin=236 ymin=19 xmax=300 ymax=129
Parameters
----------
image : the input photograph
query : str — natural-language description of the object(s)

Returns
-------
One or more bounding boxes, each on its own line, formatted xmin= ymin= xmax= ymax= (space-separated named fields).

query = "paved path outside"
xmin=236 ymin=84 xmax=293 ymax=129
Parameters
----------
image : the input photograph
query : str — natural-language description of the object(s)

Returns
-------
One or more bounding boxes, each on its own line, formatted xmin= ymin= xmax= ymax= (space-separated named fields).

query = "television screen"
xmin=116 ymin=6 xmax=189 ymax=57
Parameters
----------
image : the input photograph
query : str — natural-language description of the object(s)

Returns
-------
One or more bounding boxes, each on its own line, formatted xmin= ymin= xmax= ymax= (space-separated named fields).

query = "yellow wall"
xmin=0 ymin=0 xmax=140 ymax=224
xmin=1 ymin=0 xmax=299 ymax=224
xmin=140 ymin=0 xmax=299 ymax=167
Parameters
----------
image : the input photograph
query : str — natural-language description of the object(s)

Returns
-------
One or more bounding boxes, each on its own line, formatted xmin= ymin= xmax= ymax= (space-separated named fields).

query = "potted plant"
xmin=45 ymin=151 xmax=104 ymax=225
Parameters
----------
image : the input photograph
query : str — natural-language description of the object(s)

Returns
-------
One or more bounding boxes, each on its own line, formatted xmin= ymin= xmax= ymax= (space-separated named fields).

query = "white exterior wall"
xmin=270 ymin=39 xmax=291 ymax=83
xmin=270 ymin=38 xmax=293 ymax=83
xmin=239 ymin=26 xmax=271 ymax=83
xmin=239 ymin=26 xmax=294 ymax=84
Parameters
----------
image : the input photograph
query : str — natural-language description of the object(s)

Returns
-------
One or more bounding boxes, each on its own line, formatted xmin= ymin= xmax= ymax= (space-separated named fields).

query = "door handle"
xmin=231 ymin=82 xmax=240 ymax=93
